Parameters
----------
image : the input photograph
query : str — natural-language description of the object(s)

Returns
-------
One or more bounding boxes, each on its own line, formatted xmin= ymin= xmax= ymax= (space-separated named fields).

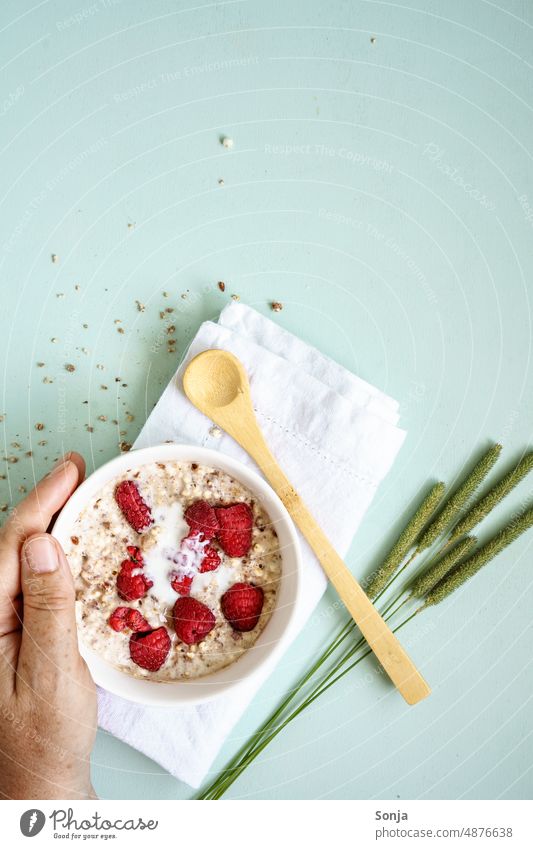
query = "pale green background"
xmin=1 ymin=0 xmax=532 ymax=800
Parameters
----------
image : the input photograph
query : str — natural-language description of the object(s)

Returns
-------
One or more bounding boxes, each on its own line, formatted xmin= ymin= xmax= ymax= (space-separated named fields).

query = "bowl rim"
xmin=52 ymin=443 xmax=303 ymax=707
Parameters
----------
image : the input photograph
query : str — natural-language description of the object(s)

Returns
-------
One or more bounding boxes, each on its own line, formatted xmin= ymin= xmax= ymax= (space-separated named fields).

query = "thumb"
xmin=17 ymin=534 xmax=79 ymax=692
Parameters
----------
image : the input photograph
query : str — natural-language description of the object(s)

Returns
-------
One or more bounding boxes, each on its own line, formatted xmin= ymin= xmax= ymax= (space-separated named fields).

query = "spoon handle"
xmin=237 ymin=419 xmax=431 ymax=705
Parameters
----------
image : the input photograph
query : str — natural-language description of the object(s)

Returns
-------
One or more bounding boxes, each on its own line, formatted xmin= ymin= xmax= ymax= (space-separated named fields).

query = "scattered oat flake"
xmin=7 ymin=456 xmax=18 ymax=464
xmin=18 ymin=485 xmax=26 ymax=493
xmin=96 ymin=364 xmax=104 ymax=370
xmin=218 ymin=178 xmax=225 ymax=186
xmin=218 ymin=281 xmax=225 ymax=292
xmin=209 ymin=425 xmax=223 ymax=438
xmin=35 ymin=423 xmax=45 ymax=431
xmin=82 ymin=323 xmax=88 ymax=329
xmin=117 ymin=327 xmax=125 ymax=334
xmin=43 ymin=376 xmax=53 ymax=383
xmin=271 ymin=301 xmax=283 ymax=312
xmin=26 ymin=450 xmax=33 ymax=457
xmin=370 ymin=36 xmax=377 ymax=44
xmin=231 ymin=293 xmax=240 ymax=301
xmin=221 ymin=136 xmax=234 ymax=149
xmin=65 ymin=364 xmax=76 ymax=372
xmin=135 ymin=300 xmax=145 ymax=312
xmin=36 ymin=362 xmax=45 ymax=367
xmin=126 ymin=412 xmax=135 ymax=422
xmin=86 ymin=425 xmax=94 ymax=433
xmin=51 ymin=253 xmax=59 ymax=263
xmin=165 ymin=307 xmax=174 ymax=313
xmin=11 ymin=442 xmax=21 ymax=449
xmin=166 ymin=325 xmax=175 ymax=334
xmin=119 ymin=441 xmax=132 ymax=452
xmin=127 ymin=222 xmax=135 ymax=229
xmin=98 ymin=415 xmax=107 ymax=422
xmin=56 ymin=292 xmax=64 ymax=299
xmin=75 ymin=284 xmax=81 ymax=291
xmin=0 ymin=504 xmax=7 ymax=512
xmin=100 ymin=384 xmax=108 ymax=390
xmin=180 ymin=293 xmax=187 ymax=300
xmin=38 ymin=439 xmax=47 ymax=446
xmin=51 ymin=337 xmax=58 ymax=343
xmin=162 ymin=291 xmax=169 ymax=298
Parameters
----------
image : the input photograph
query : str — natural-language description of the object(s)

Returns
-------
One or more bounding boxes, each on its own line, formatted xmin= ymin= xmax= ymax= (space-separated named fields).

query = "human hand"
xmin=0 ymin=453 xmax=97 ymax=799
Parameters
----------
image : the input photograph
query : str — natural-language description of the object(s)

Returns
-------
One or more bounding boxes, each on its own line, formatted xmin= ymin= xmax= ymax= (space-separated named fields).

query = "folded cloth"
xmin=97 ymin=303 xmax=406 ymax=788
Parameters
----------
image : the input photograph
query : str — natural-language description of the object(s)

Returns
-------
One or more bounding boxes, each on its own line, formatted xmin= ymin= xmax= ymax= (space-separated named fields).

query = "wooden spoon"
xmin=183 ymin=349 xmax=430 ymax=705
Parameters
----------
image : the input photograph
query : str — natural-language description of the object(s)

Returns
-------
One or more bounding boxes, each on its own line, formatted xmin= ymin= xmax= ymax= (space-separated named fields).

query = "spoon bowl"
xmin=183 ymin=349 xmax=247 ymax=409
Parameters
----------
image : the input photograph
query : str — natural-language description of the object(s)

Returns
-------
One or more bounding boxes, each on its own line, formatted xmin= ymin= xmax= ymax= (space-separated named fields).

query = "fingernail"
xmin=47 ymin=455 xmax=73 ymax=478
xmin=22 ymin=536 xmax=59 ymax=573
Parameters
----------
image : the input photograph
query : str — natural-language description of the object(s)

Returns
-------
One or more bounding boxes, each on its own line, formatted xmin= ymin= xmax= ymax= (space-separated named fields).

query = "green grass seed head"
xmin=425 ymin=504 xmax=533 ymax=606
xmin=416 ymin=443 xmax=502 ymax=552
xmin=449 ymin=450 xmax=533 ymax=541
xmin=365 ymin=482 xmax=445 ymax=600
xmin=410 ymin=535 xmax=477 ymax=599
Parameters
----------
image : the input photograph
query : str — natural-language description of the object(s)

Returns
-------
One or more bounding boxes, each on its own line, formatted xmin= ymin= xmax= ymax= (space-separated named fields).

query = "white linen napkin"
xmin=97 ymin=303 xmax=406 ymax=789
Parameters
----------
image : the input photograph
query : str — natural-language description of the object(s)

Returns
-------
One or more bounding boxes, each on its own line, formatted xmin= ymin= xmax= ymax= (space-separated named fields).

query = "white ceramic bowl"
xmin=52 ymin=444 xmax=302 ymax=707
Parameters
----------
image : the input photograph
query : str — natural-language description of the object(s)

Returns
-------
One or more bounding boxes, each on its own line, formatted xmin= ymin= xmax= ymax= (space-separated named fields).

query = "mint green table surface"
xmin=1 ymin=0 xmax=532 ymax=800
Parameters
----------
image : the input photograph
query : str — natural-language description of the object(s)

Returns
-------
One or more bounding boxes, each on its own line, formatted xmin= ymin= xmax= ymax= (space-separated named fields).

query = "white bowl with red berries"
xmin=52 ymin=444 xmax=302 ymax=706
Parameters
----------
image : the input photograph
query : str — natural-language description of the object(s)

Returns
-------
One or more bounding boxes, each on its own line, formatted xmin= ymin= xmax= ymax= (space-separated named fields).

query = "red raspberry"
xmin=116 ymin=558 xmax=153 ymax=601
xmin=170 ymin=573 xmax=193 ymax=596
xmin=173 ymin=597 xmax=216 ymax=645
xmin=109 ymin=606 xmax=130 ymax=632
xmin=115 ymin=480 xmax=153 ymax=533
xmin=198 ymin=544 xmax=221 ymax=573
xmin=215 ymin=503 xmax=253 ymax=557
xmin=129 ymin=627 xmax=171 ymax=671
xmin=126 ymin=545 xmax=143 ymax=563
xmin=126 ymin=609 xmax=150 ymax=632
xmin=184 ymin=500 xmax=219 ymax=540
xmin=221 ymin=582 xmax=264 ymax=631
xmin=109 ymin=606 xmax=150 ymax=633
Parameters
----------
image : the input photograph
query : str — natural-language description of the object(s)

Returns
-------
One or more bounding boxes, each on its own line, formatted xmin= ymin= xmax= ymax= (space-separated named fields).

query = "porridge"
xmin=66 ymin=461 xmax=282 ymax=681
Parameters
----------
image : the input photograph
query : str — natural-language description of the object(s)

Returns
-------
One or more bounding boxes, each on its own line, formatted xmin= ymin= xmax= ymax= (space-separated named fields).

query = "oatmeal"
xmin=66 ymin=461 xmax=282 ymax=682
